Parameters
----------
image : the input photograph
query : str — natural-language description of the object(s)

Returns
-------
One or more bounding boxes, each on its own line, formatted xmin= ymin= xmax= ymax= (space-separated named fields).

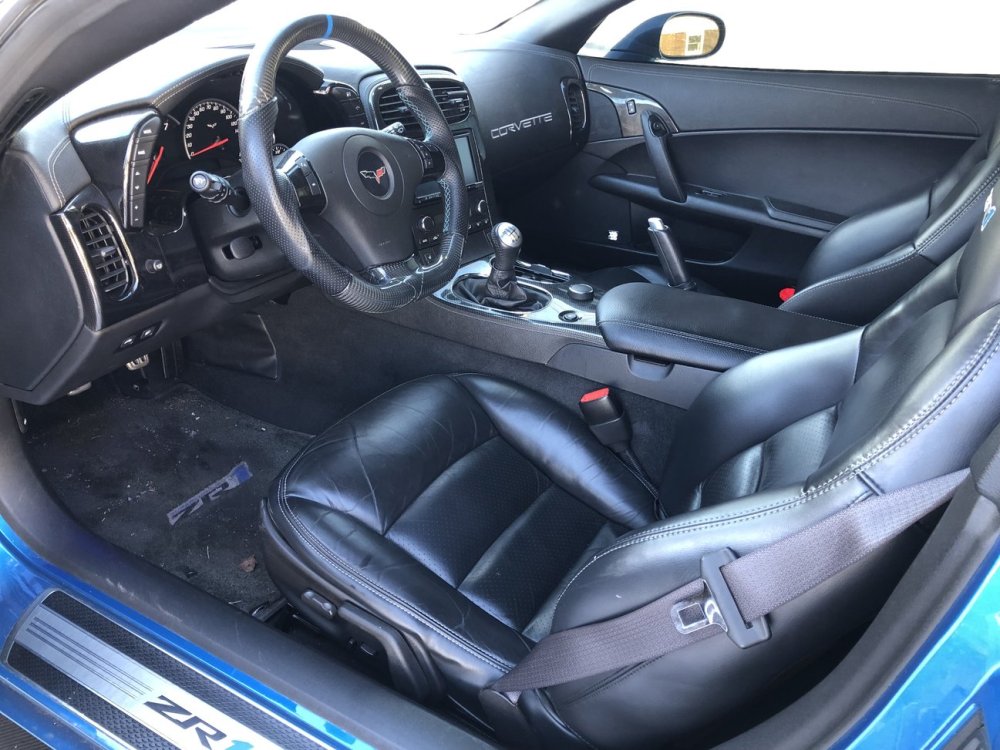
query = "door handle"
xmin=641 ymin=110 xmax=686 ymax=203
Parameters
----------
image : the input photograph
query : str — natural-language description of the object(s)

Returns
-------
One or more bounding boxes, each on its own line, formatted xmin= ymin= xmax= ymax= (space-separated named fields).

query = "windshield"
xmin=180 ymin=0 xmax=541 ymax=45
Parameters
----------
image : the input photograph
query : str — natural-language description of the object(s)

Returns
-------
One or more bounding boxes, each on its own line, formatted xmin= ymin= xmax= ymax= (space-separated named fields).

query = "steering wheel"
xmin=238 ymin=15 xmax=467 ymax=313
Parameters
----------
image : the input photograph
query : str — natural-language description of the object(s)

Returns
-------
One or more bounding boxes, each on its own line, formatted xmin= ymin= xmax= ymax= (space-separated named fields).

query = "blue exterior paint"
xmin=0 ymin=516 xmax=371 ymax=750
xmin=842 ymin=540 xmax=1000 ymax=750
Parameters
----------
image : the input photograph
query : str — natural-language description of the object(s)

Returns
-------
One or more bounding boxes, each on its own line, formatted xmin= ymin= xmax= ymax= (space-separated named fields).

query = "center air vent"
xmin=76 ymin=207 xmax=135 ymax=301
xmin=376 ymin=79 xmax=471 ymax=137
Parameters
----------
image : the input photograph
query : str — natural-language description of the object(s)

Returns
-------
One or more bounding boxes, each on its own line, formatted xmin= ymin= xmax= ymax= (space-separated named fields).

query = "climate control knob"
xmin=474 ymin=199 xmax=488 ymax=217
xmin=417 ymin=215 xmax=436 ymax=233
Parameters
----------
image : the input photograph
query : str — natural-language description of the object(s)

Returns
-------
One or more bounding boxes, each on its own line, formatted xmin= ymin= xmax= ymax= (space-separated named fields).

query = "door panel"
xmin=581 ymin=60 xmax=998 ymax=134
xmin=503 ymin=59 xmax=1000 ymax=304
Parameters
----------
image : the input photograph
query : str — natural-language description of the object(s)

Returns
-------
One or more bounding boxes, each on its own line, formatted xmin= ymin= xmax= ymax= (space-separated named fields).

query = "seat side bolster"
xmin=659 ymin=329 xmax=862 ymax=514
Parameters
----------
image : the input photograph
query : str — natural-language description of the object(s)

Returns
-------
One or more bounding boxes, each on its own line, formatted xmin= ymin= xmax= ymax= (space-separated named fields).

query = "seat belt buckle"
xmin=579 ymin=386 xmax=631 ymax=453
xmin=670 ymin=548 xmax=771 ymax=649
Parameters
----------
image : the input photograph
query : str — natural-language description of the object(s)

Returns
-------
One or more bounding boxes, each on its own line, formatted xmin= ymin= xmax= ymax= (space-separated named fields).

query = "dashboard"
xmin=0 ymin=39 xmax=588 ymax=405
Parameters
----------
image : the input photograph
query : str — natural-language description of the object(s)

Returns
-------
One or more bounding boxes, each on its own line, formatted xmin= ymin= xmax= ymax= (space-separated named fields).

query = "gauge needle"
xmin=189 ymin=137 xmax=229 ymax=158
xmin=146 ymin=145 xmax=165 ymax=185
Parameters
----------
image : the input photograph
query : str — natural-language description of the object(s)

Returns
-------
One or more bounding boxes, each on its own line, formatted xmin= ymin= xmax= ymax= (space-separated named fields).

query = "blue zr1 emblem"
xmin=983 ymin=189 xmax=996 ymax=232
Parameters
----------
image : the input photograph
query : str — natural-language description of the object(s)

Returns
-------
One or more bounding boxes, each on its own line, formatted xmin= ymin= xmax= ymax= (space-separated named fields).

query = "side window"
xmin=581 ymin=0 xmax=999 ymax=74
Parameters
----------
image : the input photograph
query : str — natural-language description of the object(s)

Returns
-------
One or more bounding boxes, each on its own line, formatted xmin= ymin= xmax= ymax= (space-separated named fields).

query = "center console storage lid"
xmin=597 ymin=283 xmax=854 ymax=372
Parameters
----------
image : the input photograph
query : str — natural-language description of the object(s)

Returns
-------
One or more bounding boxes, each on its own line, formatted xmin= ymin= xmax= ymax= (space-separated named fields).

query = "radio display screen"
xmin=454 ymin=133 xmax=479 ymax=185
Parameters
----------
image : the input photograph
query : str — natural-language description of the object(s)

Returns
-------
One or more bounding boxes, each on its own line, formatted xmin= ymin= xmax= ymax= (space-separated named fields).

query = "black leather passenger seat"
xmin=262 ymin=188 xmax=1000 ymax=746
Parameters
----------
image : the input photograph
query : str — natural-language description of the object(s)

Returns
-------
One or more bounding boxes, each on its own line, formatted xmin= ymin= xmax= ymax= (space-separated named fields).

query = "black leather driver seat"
xmin=263 ymin=188 xmax=1000 ymax=747
xmin=590 ymin=119 xmax=1000 ymax=326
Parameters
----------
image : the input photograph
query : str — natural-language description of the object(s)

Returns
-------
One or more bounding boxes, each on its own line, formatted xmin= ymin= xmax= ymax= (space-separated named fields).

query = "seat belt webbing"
xmin=491 ymin=469 xmax=970 ymax=695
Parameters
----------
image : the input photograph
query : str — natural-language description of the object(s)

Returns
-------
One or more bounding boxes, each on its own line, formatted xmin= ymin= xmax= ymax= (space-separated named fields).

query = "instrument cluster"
xmin=142 ymin=75 xmax=312 ymax=230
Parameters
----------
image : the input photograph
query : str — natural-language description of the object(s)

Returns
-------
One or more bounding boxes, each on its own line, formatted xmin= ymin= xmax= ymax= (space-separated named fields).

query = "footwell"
xmin=23 ymin=385 xmax=310 ymax=613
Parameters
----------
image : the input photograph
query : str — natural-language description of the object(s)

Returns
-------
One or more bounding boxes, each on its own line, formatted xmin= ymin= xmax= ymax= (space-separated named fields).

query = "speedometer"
xmin=183 ymin=99 xmax=239 ymax=160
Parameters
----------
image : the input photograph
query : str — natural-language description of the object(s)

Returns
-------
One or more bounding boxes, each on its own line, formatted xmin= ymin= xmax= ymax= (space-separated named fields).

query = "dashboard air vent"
xmin=377 ymin=80 xmax=471 ymax=137
xmin=563 ymin=80 xmax=587 ymax=136
xmin=76 ymin=206 xmax=134 ymax=300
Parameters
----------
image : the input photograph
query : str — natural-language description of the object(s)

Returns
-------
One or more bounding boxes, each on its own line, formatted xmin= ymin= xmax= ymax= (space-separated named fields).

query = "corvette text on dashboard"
xmin=490 ymin=111 xmax=553 ymax=139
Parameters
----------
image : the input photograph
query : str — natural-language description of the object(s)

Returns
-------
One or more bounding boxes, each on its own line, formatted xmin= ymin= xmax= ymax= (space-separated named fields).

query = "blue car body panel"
xmin=842 ymin=540 xmax=1000 ymax=750
xmin=0 ymin=515 xmax=371 ymax=749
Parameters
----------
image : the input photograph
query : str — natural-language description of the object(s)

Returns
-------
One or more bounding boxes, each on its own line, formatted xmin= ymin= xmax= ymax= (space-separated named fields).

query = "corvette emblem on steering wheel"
xmin=357 ymin=151 xmax=392 ymax=198
xmin=360 ymin=166 xmax=386 ymax=184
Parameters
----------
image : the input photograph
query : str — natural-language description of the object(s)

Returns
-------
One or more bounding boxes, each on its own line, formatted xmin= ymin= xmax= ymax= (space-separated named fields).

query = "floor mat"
xmin=23 ymin=385 xmax=310 ymax=612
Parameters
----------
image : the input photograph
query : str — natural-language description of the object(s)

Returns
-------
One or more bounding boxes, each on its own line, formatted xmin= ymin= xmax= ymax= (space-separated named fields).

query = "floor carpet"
xmin=23 ymin=384 xmax=310 ymax=612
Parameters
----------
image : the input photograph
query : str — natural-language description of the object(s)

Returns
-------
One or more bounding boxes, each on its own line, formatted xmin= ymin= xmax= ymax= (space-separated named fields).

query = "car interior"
xmin=2 ymin=1 xmax=1000 ymax=747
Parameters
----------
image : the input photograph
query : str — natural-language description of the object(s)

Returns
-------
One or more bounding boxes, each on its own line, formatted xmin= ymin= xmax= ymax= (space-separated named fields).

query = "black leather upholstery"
xmin=264 ymin=186 xmax=1000 ymax=746
xmin=594 ymin=122 xmax=1000 ymax=326
xmin=264 ymin=374 xmax=656 ymax=715
xmin=597 ymin=282 xmax=853 ymax=371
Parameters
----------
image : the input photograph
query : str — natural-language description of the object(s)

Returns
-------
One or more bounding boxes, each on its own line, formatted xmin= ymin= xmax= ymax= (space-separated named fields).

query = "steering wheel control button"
xmin=411 ymin=141 xmax=445 ymax=178
xmin=568 ymin=283 xmax=595 ymax=303
xmin=418 ymin=216 xmax=436 ymax=233
xmin=119 ymin=335 xmax=137 ymax=350
xmin=357 ymin=151 xmax=393 ymax=198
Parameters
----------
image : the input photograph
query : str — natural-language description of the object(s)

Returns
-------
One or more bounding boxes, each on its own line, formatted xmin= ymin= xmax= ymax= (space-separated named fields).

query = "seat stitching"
xmin=783 ymin=251 xmax=918 ymax=309
xmin=275 ymin=490 xmax=515 ymax=672
xmin=550 ymin=317 xmax=1000 ymax=612
xmin=276 ymin=376 xmax=449 ymax=500
xmin=600 ymin=320 xmax=766 ymax=355
xmin=916 ymin=163 xmax=1000 ymax=252
xmin=271 ymin=376 xmax=516 ymax=671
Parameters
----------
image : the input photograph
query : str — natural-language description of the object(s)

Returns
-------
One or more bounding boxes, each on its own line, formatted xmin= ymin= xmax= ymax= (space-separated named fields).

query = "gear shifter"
xmin=454 ymin=222 xmax=547 ymax=311
xmin=484 ymin=222 xmax=529 ymax=306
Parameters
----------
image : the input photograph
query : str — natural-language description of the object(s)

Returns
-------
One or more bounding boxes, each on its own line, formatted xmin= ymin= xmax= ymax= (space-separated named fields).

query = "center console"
xmin=435 ymin=220 xmax=602 ymax=332
xmin=596 ymin=283 xmax=854 ymax=372
xmin=410 ymin=131 xmax=492 ymax=266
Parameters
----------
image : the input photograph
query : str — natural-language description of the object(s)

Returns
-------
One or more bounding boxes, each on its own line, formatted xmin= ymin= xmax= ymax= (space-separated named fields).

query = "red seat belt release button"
xmin=779 ymin=287 xmax=796 ymax=302
xmin=579 ymin=387 xmax=630 ymax=453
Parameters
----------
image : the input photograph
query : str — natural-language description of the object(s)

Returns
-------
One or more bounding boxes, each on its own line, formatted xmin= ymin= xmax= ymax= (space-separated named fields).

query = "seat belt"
xmin=489 ymin=469 xmax=970 ymax=697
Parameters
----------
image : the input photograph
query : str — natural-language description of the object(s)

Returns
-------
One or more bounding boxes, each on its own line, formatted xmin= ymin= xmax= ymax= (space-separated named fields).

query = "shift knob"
xmin=489 ymin=222 xmax=523 ymax=272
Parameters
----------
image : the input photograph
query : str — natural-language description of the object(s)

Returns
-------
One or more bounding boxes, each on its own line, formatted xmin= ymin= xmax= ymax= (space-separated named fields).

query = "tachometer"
xmin=183 ymin=99 xmax=239 ymax=160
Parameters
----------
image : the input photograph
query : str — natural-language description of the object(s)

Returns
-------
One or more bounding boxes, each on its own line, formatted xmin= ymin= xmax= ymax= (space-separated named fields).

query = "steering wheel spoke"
xmin=276 ymin=150 xmax=326 ymax=211
xmin=238 ymin=15 xmax=467 ymax=313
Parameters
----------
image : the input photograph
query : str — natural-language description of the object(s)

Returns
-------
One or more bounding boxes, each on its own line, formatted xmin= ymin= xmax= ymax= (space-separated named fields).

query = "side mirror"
xmin=605 ymin=12 xmax=725 ymax=63
xmin=659 ymin=13 xmax=724 ymax=60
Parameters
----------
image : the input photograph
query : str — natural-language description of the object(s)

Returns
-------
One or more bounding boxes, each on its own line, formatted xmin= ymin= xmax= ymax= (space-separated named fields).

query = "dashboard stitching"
xmin=152 ymin=61 xmax=242 ymax=109
xmin=47 ymin=138 xmax=71 ymax=206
